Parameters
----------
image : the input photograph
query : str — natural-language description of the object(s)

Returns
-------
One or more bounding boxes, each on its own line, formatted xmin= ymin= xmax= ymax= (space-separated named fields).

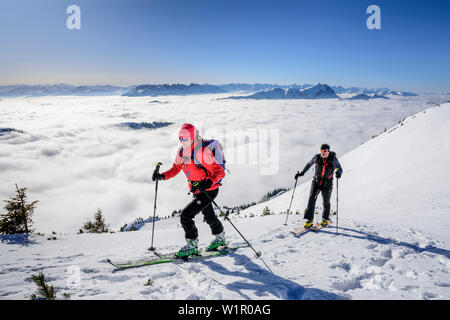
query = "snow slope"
xmin=0 ymin=103 xmax=449 ymax=300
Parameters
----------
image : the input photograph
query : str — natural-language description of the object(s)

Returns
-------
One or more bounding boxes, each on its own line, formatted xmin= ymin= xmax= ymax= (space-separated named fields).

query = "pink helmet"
xmin=179 ymin=123 xmax=198 ymax=141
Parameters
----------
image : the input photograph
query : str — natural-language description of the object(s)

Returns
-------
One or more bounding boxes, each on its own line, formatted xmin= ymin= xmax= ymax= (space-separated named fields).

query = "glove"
xmin=335 ymin=170 xmax=342 ymax=179
xmin=198 ymin=178 xmax=213 ymax=191
xmin=192 ymin=178 xmax=213 ymax=192
xmin=295 ymin=171 xmax=305 ymax=179
xmin=152 ymin=172 xmax=165 ymax=181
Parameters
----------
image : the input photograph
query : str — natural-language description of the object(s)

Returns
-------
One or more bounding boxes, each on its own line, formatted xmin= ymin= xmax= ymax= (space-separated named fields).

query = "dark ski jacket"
xmin=301 ymin=152 xmax=343 ymax=186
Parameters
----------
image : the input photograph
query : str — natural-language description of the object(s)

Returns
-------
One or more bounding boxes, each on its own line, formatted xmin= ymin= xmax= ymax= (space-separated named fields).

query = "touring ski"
xmin=291 ymin=221 xmax=333 ymax=236
xmin=106 ymin=257 xmax=173 ymax=269
xmin=106 ymin=244 xmax=248 ymax=269
xmin=312 ymin=221 xmax=333 ymax=231
xmin=290 ymin=226 xmax=318 ymax=236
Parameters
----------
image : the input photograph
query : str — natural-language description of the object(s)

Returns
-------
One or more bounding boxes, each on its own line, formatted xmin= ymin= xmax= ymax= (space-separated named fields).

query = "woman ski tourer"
xmin=295 ymin=143 xmax=343 ymax=228
xmin=152 ymin=123 xmax=226 ymax=258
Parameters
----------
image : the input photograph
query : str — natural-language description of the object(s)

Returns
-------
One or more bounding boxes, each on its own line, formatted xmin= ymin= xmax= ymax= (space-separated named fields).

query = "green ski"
xmin=106 ymin=257 xmax=173 ymax=269
xmin=106 ymin=245 xmax=248 ymax=270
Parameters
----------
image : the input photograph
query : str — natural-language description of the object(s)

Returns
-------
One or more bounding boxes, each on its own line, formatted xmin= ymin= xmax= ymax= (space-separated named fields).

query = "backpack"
xmin=180 ymin=139 xmax=227 ymax=183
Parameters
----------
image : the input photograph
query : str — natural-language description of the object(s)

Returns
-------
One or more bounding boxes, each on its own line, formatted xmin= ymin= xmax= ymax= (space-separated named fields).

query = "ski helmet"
xmin=179 ymin=123 xmax=198 ymax=141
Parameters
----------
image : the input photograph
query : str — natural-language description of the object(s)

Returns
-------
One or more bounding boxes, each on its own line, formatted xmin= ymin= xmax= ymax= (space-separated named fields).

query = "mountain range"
xmin=0 ymin=83 xmax=420 ymax=98
xmin=0 ymin=84 xmax=131 ymax=97
xmin=122 ymin=83 xmax=227 ymax=97
xmin=223 ymin=83 xmax=340 ymax=100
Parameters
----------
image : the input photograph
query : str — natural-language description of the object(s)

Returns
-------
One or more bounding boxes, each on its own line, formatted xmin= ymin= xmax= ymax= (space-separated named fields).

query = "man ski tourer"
xmin=295 ymin=143 xmax=342 ymax=229
xmin=152 ymin=123 xmax=226 ymax=258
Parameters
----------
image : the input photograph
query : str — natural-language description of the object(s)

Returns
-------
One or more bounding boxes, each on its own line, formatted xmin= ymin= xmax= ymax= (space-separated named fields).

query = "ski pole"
xmin=195 ymin=185 xmax=261 ymax=258
xmin=336 ymin=178 xmax=339 ymax=235
xmin=149 ymin=162 xmax=162 ymax=251
xmin=284 ymin=172 xmax=299 ymax=226
xmin=193 ymin=185 xmax=273 ymax=273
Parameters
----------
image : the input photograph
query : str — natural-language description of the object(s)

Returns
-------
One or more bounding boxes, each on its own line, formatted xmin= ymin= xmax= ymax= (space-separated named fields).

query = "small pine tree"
xmin=144 ymin=278 xmax=153 ymax=286
xmin=30 ymin=271 xmax=56 ymax=300
xmin=262 ymin=206 xmax=271 ymax=216
xmin=0 ymin=184 xmax=39 ymax=234
xmin=81 ymin=209 xmax=110 ymax=233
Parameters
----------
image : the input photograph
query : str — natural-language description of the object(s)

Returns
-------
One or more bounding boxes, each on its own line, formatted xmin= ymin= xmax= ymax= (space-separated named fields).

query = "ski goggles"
xmin=320 ymin=149 xmax=329 ymax=152
xmin=179 ymin=137 xmax=191 ymax=142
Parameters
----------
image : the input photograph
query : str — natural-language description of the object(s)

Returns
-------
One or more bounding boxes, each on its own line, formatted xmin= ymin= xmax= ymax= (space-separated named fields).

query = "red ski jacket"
xmin=162 ymin=140 xmax=225 ymax=193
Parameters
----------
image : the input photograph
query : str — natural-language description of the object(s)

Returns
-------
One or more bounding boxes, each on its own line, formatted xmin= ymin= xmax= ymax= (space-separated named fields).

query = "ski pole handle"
xmin=152 ymin=162 xmax=162 ymax=181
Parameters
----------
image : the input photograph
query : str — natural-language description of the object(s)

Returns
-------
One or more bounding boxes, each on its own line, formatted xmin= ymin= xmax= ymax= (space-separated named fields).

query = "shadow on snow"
xmin=201 ymin=253 xmax=348 ymax=300
xmin=0 ymin=234 xmax=37 ymax=246
xmin=321 ymin=226 xmax=450 ymax=259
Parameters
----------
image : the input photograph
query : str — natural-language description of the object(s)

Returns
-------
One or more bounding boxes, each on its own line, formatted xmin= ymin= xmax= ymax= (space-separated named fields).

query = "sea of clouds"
xmin=1 ymin=93 xmax=448 ymax=233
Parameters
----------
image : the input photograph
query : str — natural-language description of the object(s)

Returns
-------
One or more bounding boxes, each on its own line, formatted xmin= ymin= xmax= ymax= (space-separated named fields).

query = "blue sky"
xmin=0 ymin=0 xmax=449 ymax=93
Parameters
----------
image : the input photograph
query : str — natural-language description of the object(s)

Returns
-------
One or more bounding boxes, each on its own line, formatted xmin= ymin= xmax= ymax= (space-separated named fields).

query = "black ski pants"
xmin=180 ymin=188 xmax=224 ymax=240
xmin=304 ymin=179 xmax=333 ymax=221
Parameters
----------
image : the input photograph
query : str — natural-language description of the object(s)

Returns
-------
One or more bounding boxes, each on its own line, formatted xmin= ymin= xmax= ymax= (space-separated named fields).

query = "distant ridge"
xmin=0 ymin=84 xmax=130 ymax=97
xmin=122 ymin=83 xmax=226 ymax=97
xmin=223 ymin=83 xmax=340 ymax=100
xmin=0 ymin=83 xmax=419 ymax=98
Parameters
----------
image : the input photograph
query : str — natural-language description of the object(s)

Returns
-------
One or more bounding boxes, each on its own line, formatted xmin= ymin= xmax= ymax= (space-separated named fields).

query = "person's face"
xmin=179 ymin=136 xmax=194 ymax=148
xmin=320 ymin=149 xmax=329 ymax=158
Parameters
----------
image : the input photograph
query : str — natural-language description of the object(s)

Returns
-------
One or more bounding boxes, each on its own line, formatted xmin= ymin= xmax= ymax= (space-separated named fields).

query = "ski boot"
xmin=320 ymin=219 xmax=330 ymax=227
xmin=207 ymin=231 xmax=226 ymax=251
xmin=175 ymin=238 xmax=199 ymax=259
xmin=304 ymin=220 xmax=314 ymax=229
